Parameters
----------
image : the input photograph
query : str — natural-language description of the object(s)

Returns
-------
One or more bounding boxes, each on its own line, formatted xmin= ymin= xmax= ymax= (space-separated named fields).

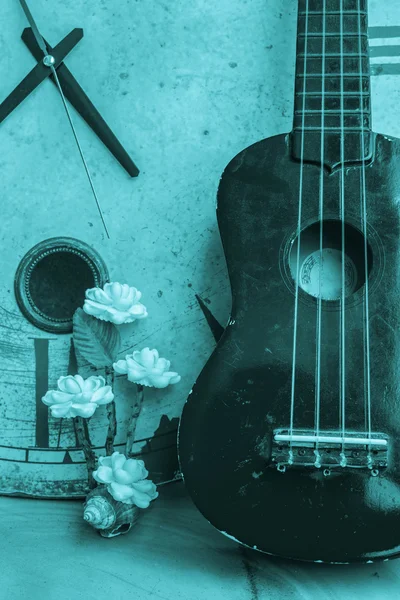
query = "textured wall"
xmin=0 ymin=0 xmax=400 ymax=497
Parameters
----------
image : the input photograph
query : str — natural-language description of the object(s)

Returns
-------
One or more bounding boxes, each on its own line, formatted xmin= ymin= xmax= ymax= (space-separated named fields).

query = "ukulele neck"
xmin=291 ymin=0 xmax=372 ymax=169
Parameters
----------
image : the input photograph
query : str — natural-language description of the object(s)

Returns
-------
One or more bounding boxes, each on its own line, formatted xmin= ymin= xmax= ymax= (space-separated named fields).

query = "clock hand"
xmin=18 ymin=0 xmax=110 ymax=239
xmin=18 ymin=0 xmax=48 ymax=56
xmin=0 ymin=29 xmax=83 ymax=124
xmin=22 ymin=28 xmax=139 ymax=177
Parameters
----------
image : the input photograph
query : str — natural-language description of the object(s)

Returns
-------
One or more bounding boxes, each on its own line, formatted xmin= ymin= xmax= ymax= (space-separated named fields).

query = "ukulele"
xmin=178 ymin=0 xmax=400 ymax=564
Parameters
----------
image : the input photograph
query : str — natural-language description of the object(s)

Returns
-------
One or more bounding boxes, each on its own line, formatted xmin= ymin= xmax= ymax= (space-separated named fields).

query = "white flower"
xmin=83 ymin=282 xmax=148 ymax=325
xmin=93 ymin=451 xmax=158 ymax=507
xmin=42 ymin=374 xmax=114 ymax=418
xmin=113 ymin=347 xmax=181 ymax=388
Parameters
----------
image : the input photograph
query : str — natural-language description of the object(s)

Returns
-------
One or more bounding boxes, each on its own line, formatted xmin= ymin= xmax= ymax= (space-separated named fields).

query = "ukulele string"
xmin=357 ymin=0 xmax=372 ymax=451
xmin=338 ymin=0 xmax=346 ymax=459
xmin=289 ymin=0 xmax=310 ymax=454
xmin=314 ymin=0 xmax=328 ymax=466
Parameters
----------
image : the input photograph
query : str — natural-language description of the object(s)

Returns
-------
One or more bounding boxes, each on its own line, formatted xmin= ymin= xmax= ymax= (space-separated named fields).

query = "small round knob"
xmin=43 ymin=55 xmax=55 ymax=67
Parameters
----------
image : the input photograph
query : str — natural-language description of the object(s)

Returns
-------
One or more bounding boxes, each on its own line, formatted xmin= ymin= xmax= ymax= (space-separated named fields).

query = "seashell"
xmin=84 ymin=495 xmax=117 ymax=530
xmin=83 ymin=485 xmax=140 ymax=538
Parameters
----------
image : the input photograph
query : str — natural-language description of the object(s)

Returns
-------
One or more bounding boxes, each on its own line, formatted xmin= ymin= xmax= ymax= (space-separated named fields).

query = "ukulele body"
xmin=178 ymin=131 xmax=400 ymax=563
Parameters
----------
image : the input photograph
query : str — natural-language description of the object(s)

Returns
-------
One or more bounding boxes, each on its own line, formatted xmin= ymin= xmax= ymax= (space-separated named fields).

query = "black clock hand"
xmin=0 ymin=29 xmax=83 ymax=124
xmin=22 ymin=28 xmax=139 ymax=177
xmin=18 ymin=0 xmax=109 ymax=239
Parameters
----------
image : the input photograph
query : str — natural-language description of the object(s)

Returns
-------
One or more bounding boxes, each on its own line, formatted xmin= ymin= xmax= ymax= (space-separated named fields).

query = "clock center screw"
xmin=43 ymin=55 xmax=55 ymax=67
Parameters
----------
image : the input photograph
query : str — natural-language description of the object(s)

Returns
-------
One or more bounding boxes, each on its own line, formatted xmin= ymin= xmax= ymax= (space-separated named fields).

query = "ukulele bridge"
xmin=271 ymin=429 xmax=389 ymax=472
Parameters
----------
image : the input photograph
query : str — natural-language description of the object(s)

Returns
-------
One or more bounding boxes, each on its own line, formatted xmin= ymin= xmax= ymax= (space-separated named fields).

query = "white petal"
xmin=128 ymin=375 xmax=154 ymax=387
xmin=146 ymin=374 xmax=171 ymax=388
xmin=83 ymin=299 xmax=104 ymax=316
xmin=58 ymin=375 xmax=82 ymax=394
xmin=130 ymin=481 xmax=159 ymax=508
xmin=111 ymin=452 xmax=126 ymax=471
xmin=105 ymin=307 xmax=129 ymax=325
xmin=42 ymin=390 xmax=71 ymax=405
xmin=85 ymin=287 xmax=113 ymax=304
xmin=109 ymin=482 xmax=135 ymax=502
xmin=92 ymin=387 xmax=114 ymax=405
xmin=129 ymin=303 xmax=148 ymax=316
xmin=139 ymin=347 xmax=157 ymax=368
xmin=109 ymin=282 xmax=123 ymax=300
xmin=113 ymin=359 xmax=128 ymax=374
xmin=93 ymin=466 xmax=114 ymax=483
xmin=82 ymin=376 xmax=103 ymax=393
xmin=114 ymin=468 xmax=135 ymax=485
xmin=123 ymin=459 xmax=148 ymax=482
xmin=70 ymin=403 xmax=97 ymax=418
xmin=155 ymin=357 xmax=170 ymax=371
xmin=50 ymin=403 xmax=73 ymax=418
xmin=166 ymin=372 xmax=181 ymax=385
xmin=127 ymin=363 xmax=148 ymax=379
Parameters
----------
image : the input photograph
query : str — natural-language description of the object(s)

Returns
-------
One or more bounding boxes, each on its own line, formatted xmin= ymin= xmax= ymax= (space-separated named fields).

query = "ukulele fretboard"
xmin=291 ymin=0 xmax=372 ymax=168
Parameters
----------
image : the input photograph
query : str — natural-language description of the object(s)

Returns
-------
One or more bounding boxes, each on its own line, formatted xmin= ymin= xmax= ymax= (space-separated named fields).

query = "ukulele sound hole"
xmin=289 ymin=220 xmax=373 ymax=301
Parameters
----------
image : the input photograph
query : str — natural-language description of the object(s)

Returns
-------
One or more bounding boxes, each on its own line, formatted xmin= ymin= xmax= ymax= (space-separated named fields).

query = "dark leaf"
xmin=72 ymin=308 xmax=121 ymax=368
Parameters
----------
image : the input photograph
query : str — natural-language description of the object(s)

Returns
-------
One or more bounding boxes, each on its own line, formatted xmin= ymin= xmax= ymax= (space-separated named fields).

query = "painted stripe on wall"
xmin=369 ymin=26 xmax=400 ymax=39
xmin=34 ymin=338 xmax=49 ymax=448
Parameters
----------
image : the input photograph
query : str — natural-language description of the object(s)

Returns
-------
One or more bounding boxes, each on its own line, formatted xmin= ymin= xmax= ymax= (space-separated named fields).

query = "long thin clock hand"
xmin=0 ymin=29 xmax=83 ymax=124
xmin=18 ymin=0 xmax=110 ymax=239
xmin=22 ymin=28 xmax=139 ymax=177
xmin=18 ymin=0 xmax=47 ymax=56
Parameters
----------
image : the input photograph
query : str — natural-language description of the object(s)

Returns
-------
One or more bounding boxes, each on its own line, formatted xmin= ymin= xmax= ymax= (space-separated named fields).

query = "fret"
xmin=293 ymin=126 xmax=369 ymax=132
xmin=298 ymin=15 xmax=368 ymax=34
xmin=295 ymin=109 xmax=370 ymax=115
xmin=298 ymin=53 xmax=369 ymax=58
xmin=290 ymin=130 xmax=373 ymax=165
xmin=295 ymin=76 xmax=369 ymax=93
xmin=293 ymin=114 xmax=370 ymax=129
xmin=296 ymin=91 xmax=370 ymax=95
xmin=298 ymin=12 xmax=367 ymax=16
xmin=296 ymin=56 xmax=369 ymax=74
xmin=294 ymin=95 xmax=370 ymax=111
xmin=299 ymin=0 xmax=367 ymax=10
xmin=296 ymin=92 xmax=370 ymax=97
xmin=297 ymin=74 xmax=369 ymax=78
xmin=298 ymin=32 xmax=368 ymax=38
xmin=297 ymin=37 xmax=368 ymax=54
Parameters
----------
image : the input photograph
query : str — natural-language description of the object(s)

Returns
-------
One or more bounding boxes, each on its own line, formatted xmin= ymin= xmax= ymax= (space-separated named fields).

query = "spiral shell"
xmin=84 ymin=495 xmax=117 ymax=530
xmin=83 ymin=485 xmax=140 ymax=538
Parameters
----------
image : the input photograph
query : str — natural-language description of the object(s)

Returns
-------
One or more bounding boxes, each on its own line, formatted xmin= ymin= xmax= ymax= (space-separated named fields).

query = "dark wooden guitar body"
xmin=178 ymin=131 xmax=400 ymax=563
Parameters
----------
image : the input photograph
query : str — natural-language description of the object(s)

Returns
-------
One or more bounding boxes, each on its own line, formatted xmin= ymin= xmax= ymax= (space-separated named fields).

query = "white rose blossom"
xmin=113 ymin=347 xmax=181 ymax=388
xmin=83 ymin=282 xmax=148 ymax=325
xmin=93 ymin=451 xmax=158 ymax=507
xmin=42 ymin=375 xmax=114 ymax=418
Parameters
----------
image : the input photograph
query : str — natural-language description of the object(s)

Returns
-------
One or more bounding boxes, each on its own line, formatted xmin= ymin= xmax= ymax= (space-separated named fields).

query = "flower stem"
xmin=56 ymin=418 xmax=63 ymax=448
xmin=105 ymin=367 xmax=117 ymax=456
xmin=105 ymin=402 xmax=117 ymax=455
xmin=125 ymin=384 xmax=144 ymax=457
xmin=74 ymin=416 xmax=97 ymax=489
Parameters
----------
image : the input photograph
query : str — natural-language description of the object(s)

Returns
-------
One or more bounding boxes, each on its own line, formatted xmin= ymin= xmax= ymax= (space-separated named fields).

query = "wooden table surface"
xmin=1 ymin=480 xmax=399 ymax=600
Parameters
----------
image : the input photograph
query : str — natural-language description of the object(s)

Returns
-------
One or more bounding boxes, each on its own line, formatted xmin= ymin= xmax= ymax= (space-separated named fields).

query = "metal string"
xmin=339 ymin=0 xmax=347 ymax=464
xmin=289 ymin=0 xmax=310 ymax=457
xmin=356 ymin=0 xmax=372 ymax=457
xmin=314 ymin=0 xmax=327 ymax=468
